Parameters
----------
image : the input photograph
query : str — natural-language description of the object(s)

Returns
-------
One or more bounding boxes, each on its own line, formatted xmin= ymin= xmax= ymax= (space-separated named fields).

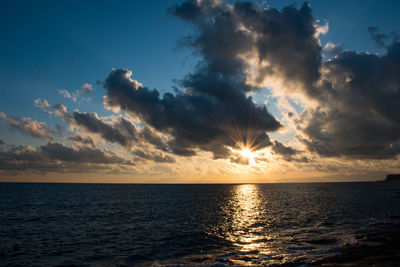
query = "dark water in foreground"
xmin=1 ymin=182 xmax=400 ymax=266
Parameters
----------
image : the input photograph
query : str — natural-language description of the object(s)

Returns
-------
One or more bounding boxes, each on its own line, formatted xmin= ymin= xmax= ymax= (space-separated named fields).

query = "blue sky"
xmin=1 ymin=0 xmax=399 ymax=182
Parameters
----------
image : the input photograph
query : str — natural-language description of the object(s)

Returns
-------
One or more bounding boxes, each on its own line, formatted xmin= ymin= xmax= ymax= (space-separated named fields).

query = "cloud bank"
xmin=55 ymin=1 xmax=400 ymax=161
xmin=1 ymin=0 xmax=400 ymax=178
xmin=166 ymin=0 xmax=400 ymax=160
xmin=0 ymin=142 xmax=134 ymax=174
xmin=297 ymin=40 xmax=400 ymax=159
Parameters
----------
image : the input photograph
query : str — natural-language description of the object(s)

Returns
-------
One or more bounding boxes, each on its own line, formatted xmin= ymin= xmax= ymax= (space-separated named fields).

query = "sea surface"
xmin=1 ymin=182 xmax=400 ymax=266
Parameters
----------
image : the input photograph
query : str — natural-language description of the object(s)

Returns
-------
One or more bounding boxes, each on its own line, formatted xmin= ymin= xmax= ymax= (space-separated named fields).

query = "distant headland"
xmin=385 ymin=174 xmax=400 ymax=182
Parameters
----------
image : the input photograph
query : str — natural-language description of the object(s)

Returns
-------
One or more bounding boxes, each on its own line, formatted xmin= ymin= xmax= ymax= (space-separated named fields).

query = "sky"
xmin=0 ymin=0 xmax=399 ymax=183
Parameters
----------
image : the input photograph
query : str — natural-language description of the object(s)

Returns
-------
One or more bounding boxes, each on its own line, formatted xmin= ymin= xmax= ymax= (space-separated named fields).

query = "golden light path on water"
xmin=215 ymin=184 xmax=299 ymax=265
xmin=207 ymin=184 xmax=296 ymax=265
xmin=226 ymin=184 xmax=273 ymax=256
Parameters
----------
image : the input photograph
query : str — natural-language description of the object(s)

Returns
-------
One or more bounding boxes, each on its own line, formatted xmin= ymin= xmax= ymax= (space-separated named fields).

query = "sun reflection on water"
xmin=226 ymin=184 xmax=271 ymax=253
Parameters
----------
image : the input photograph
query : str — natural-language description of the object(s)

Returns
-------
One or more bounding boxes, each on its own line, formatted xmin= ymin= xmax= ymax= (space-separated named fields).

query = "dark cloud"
xmin=72 ymin=112 xmax=136 ymax=147
xmin=104 ymin=0 xmax=307 ymax=158
xmin=108 ymin=0 xmax=400 ymax=161
xmin=35 ymin=99 xmax=175 ymax=162
xmin=35 ymin=99 xmax=134 ymax=146
xmin=170 ymin=0 xmax=229 ymax=24
xmin=36 ymin=99 xmax=134 ymax=145
xmin=0 ymin=142 xmax=134 ymax=174
xmin=132 ymin=149 xmax=175 ymax=163
xmin=271 ymin=140 xmax=308 ymax=162
xmin=163 ymin=2 xmax=399 ymax=161
xmin=68 ymin=135 xmax=95 ymax=146
xmin=139 ymin=127 xmax=169 ymax=152
xmin=368 ymin=26 xmax=399 ymax=48
xmin=35 ymin=99 xmax=132 ymax=148
xmin=233 ymin=1 xmax=322 ymax=97
xmin=104 ymin=68 xmax=279 ymax=158
xmin=172 ymin=1 xmax=399 ymax=161
xmin=297 ymin=39 xmax=400 ymax=159
xmin=29 ymin=1 xmax=400 ymax=164
xmin=271 ymin=140 xmax=298 ymax=156
xmin=0 ymin=112 xmax=54 ymax=140
xmin=40 ymin=142 xmax=131 ymax=164
xmin=168 ymin=0 xmax=202 ymax=22
xmin=0 ymin=140 xmax=5 ymax=145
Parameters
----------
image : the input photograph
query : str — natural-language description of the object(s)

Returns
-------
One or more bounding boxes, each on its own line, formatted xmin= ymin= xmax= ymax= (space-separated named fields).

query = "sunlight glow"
xmin=239 ymin=148 xmax=257 ymax=165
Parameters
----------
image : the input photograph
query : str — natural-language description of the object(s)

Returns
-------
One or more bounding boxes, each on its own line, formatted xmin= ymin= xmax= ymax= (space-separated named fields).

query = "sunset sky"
xmin=1 ymin=0 xmax=399 ymax=183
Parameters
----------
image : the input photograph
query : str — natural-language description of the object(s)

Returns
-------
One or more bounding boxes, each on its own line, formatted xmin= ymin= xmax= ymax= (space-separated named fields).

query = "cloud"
xmin=322 ymin=42 xmax=342 ymax=57
xmin=271 ymin=140 xmax=299 ymax=156
xmin=139 ymin=127 xmax=169 ymax=152
xmin=34 ymin=99 xmax=70 ymax=119
xmin=6 ymin=0 xmax=400 ymax=177
xmin=0 ymin=112 xmax=54 ymax=140
xmin=315 ymin=21 xmax=329 ymax=37
xmin=40 ymin=142 xmax=130 ymax=164
xmin=170 ymin=1 xmax=400 ymax=161
xmin=230 ymin=1 xmax=323 ymax=98
xmin=270 ymin=140 xmax=308 ymax=163
xmin=296 ymin=38 xmax=400 ymax=159
xmin=104 ymin=68 xmax=280 ymax=158
xmin=35 ymin=0 xmax=327 ymax=162
xmin=168 ymin=0 xmax=203 ymax=22
xmin=104 ymin=0 xmax=310 ymax=158
xmin=72 ymin=112 xmax=136 ymax=147
xmin=0 ymin=140 xmax=5 ymax=145
xmin=230 ymin=154 xmax=249 ymax=165
xmin=35 ymin=99 xmax=135 ymax=146
xmin=368 ymin=27 xmax=399 ymax=48
xmin=168 ymin=1 xmax=400 ymax=160
xmin=35 ymin=99 xmax=175 ymax=162
xmin=132 ymin=149 xmax=176 ymax=163
xmin=68 ymin=135 xmax=95 ymax=146
xmin=0 ymin=142 xmax=134 ymax=174
xmin=58 ymin=81 xmax=94 ymax=102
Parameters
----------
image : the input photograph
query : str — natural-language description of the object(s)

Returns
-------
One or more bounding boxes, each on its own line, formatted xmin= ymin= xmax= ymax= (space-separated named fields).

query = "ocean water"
xmin=1 ymin=182 xmax=400 ymax=266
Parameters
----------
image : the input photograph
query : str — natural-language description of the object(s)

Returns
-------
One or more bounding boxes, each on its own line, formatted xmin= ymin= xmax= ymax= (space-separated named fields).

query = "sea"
xmin=1 ymin=182 xmax=400 ymax=266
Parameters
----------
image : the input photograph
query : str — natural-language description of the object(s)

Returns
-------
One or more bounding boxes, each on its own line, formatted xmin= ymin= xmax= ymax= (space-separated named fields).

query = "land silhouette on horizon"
xmin=385 ymin=174 xmax=400 ymax=181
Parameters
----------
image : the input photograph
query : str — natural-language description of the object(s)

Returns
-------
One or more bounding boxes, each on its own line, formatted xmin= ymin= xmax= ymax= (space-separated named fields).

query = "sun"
xmin=239 ymin=147 xmax=257 ymax=165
